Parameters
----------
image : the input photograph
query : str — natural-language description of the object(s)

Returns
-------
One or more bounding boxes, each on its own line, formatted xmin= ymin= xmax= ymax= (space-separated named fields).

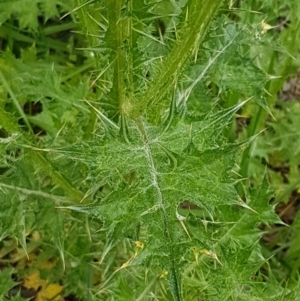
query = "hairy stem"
xmin=128 ymin=0 xmax=224 ymax=118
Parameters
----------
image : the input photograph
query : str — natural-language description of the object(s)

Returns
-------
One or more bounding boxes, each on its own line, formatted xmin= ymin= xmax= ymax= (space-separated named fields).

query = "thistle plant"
xmin=0 ymin=0 xmax=298 ymax=300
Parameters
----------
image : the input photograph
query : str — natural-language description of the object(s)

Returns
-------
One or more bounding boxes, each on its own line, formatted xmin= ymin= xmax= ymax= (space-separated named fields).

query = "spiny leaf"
xmin=58 ymin=103 xmax=245 ymax=299
xmin=0 ymin=268 xmax=16 ymax=298
xmin=0 ymin=0 xmax=72 ymax=30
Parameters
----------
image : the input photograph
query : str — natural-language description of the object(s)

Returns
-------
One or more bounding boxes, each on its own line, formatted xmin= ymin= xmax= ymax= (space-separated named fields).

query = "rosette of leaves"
xmin=0 ymin=0 xmax=295 ymax=300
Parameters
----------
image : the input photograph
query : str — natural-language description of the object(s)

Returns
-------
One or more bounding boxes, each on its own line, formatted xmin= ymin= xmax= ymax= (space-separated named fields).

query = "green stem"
xmin=104 ymin=0 xmax=133 ymax=120
xmin=128 ymin=0 xmax=224 ymax=118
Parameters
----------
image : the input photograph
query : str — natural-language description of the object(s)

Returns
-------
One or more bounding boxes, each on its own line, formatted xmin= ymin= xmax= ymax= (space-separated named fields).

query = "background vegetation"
xmin=0 ymin=0 xmax=300 ymax=300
